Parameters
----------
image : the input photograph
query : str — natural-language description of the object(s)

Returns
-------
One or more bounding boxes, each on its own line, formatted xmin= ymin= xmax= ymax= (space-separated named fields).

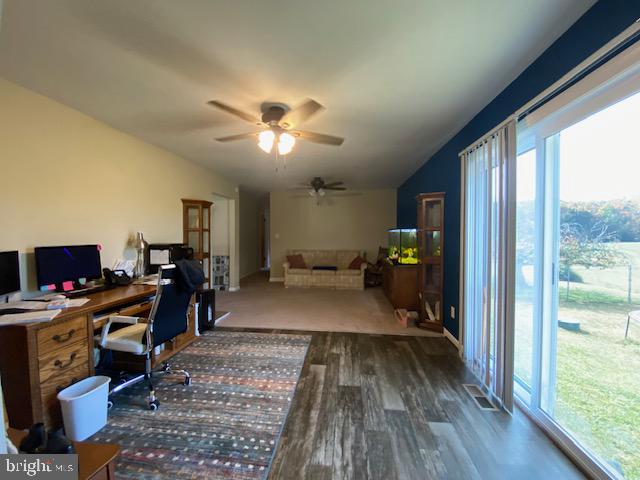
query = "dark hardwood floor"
xmin=219 ymin=328 xmax=584 ymax=480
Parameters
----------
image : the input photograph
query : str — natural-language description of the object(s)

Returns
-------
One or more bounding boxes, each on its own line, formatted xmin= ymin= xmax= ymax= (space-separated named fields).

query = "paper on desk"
xmin=31 ymin=293 xmax=67 ymax=301
xmin=0 ymin=309 xmax=60 ymax=325
xmin=46 ymin=298 xmax=90 ymax=309
xmin=133 ymin=274 xmax=159 ymax=286
xmin=0 ymin=301 xmax=47 ymax=311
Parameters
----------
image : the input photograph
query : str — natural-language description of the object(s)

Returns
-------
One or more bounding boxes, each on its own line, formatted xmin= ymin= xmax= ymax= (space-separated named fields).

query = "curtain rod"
xmin=458 ymin=116 xmax=515 ymax=157
xmin=459 ymin=19 xmax=640 ymax=158
xmin=516 ymin=18 xmax=640 ymax=122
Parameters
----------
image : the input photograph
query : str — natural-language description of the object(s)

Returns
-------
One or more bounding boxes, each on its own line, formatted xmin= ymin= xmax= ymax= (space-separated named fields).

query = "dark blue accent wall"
xmin=397 ymin=0 xmax=640 ymax=339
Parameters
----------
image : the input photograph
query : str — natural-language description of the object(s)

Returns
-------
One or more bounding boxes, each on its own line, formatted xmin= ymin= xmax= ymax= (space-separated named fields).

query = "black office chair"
xmin=96 ymin=264 xmax=192 ymax=410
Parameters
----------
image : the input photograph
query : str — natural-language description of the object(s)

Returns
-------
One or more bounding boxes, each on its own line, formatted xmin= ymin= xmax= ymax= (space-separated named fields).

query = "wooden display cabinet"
xmin=417 ymin=192 xmax=445 ymax=332
xmin=182 ymin=199 xmax=212 ymax=288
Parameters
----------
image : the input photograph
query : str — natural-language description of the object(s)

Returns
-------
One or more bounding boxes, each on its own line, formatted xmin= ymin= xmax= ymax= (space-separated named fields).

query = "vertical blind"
xmin=460 ymin=120 xmax=517 ymax=411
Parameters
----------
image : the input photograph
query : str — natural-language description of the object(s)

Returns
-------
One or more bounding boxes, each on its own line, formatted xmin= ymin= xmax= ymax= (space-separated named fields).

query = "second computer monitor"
xmin=0 ymin=250 xmax=20 ymax=296
xmin=35 ymin=245 xmax=102 ymax=290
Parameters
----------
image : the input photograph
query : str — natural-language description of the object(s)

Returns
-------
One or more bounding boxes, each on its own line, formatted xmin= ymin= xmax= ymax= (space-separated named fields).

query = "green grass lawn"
xmin=556 ymin=288 xmax=640 ymax=479
xmin=515 ymin=242 xmax=640 ymax=479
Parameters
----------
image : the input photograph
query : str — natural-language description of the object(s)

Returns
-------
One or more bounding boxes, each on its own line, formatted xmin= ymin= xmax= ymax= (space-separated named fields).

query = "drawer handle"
xmin=52 ymin=329 xmax=76 ymax=343
xmin=54 ymin=352 xmax=77 ymax=369
xmin=56 ymin=377 xmax=79 ymax=393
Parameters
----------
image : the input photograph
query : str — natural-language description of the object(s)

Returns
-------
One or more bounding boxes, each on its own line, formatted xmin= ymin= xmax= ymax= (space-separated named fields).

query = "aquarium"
xmin=388 ymin=229 xmax=418 ymax=264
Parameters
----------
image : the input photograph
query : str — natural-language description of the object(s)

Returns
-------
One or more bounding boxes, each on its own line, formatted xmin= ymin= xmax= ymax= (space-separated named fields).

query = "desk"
xmin=0 ymin=284 xmax=197 ymax=429
xmin=8 ymin=428 xmax=120 ymax=480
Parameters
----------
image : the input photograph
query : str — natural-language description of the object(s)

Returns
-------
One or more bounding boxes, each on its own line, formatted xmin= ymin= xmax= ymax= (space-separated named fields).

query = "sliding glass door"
xmin=515 ymin=87 xmax=640 ymax=479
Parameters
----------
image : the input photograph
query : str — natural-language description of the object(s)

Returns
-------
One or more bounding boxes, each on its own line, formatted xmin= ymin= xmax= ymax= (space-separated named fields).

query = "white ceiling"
xmin=0 ymin=0 xmax=595 ymax=191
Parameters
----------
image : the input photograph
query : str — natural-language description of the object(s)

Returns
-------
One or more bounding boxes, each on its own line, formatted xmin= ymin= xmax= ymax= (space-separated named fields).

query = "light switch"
xmin=450 ymin=306 xmax=456 ymax=319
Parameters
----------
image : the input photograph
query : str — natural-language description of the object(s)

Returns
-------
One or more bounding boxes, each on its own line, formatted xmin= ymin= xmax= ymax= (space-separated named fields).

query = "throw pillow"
xmin=287 ymin=254 xmax=307 ymax=269
xmin=348 ymin=255 xmax=366 ymax=270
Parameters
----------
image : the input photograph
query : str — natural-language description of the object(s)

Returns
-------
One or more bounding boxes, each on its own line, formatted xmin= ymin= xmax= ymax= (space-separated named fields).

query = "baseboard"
xmin=443 ymin=328 xmax=460 ymax=350
xmin=228 ymin=286 xmax=240 ymax=292
xmin=269 ymin=277 xmax=284 ymax=282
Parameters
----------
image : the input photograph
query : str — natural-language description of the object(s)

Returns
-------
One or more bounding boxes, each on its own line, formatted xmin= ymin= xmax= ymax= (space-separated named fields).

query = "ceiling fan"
xmin=294 ymin=176 xmax=347 ymax=197
xmin=207 ymin=98 xmax=345 ymax=156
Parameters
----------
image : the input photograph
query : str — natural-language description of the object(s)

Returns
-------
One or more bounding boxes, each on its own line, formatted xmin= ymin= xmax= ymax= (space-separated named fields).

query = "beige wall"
xmin=0 ymin=78 xmax=240 ymax=293
xmin=212 ymin=194 xmax=230 ymax=256
xmin=269 ymin=189 xmax=396 ymax=279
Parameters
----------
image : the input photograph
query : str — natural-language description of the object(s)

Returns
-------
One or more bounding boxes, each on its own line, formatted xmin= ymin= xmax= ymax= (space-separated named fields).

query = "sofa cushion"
xmin=287 ymin=254 xmax=307 ymax=269
xmin=335 ymin=250 xmax=361 ymax=269
xmin=313 ymin=265 xmax=337 ymax=271
xmin=310 ymin=251 xmax=337 ymax=268
xmin=288 ymin=268 xmax=311 ymax=275
xmin=337 ymin=269 xmax=362 ymax=277
xmin=311 ymin=269 xmax=336 ymax=276
xmin=348 ymin=256 xmax=366 ymax=270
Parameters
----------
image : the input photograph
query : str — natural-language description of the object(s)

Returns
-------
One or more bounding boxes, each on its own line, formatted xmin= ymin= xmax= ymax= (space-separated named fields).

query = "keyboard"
xmin=65 ymin=284 xmax=116 ymax=298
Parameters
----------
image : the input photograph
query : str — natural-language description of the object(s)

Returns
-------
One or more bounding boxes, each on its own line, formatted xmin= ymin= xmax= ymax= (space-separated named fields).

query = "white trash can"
xmin=57 ymin=375 xmax=111 ymax=441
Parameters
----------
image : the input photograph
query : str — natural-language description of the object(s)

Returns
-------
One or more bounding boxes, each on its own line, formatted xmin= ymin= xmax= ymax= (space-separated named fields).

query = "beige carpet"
xmin=216 ymin=272 xmax=440 ymax=337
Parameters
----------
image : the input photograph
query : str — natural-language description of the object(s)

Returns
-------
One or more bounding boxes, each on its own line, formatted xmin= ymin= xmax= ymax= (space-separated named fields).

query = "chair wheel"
xmin=107 ymin=399 xmax=114 ymax=410
xmin=148 ymin=400 xmax=160 ymax=411
xmin=184 ymin=377 xmax=192 ymax=386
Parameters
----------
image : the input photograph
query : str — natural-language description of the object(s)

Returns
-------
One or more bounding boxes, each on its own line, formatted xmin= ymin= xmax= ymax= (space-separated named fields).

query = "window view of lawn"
xmin=514 ymin=90 xmax=640 ymax=479
xmin=515 ymin=242 xmax=640 ymax=479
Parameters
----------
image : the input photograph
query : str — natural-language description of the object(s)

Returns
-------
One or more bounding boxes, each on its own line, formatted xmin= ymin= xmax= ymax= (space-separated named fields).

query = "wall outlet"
xmin=450 ymin=306 xmax=456 ymax=319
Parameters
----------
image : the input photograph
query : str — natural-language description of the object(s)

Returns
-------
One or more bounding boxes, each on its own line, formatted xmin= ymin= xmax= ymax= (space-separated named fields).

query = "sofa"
xmin=283 ymin=249 xmax=366 ymax=290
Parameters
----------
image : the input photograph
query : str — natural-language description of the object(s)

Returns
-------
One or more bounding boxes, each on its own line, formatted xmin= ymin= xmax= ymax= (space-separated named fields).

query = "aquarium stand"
xmin=382 ymin=261 xmax=419 ymax=311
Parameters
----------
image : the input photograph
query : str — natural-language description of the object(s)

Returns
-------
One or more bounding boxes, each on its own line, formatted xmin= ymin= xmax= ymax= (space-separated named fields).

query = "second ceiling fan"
xmin=208 ymin=98 xmax=345 ymax=156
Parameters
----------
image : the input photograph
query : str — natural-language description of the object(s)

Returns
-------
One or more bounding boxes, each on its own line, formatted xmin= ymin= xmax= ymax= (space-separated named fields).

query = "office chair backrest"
xmin=149 ymin=264 xmax=192 ymax=347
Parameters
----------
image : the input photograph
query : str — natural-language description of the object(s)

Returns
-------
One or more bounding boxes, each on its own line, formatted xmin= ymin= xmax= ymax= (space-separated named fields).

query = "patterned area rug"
xmin=90 ymin=331 xmax=310 ymax=479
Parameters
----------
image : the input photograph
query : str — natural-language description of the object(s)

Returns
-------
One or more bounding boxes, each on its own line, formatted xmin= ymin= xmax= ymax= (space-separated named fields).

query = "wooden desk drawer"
xmin=40 ymin=363 xmax=89 ymax=411
xmin=38 ymin=341 xmax=89 ymax=383
xmin=37 ymin=315 xmax=88 ymax=356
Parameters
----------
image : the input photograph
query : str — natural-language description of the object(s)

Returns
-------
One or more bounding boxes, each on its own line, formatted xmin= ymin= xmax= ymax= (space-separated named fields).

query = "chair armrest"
xmin=109 ymin=315 xmax=140 ymax=325
xmin=97 ymin=316 xmax=140 ymax=348
xmin=283 ymin=261 xmax=290 ymax=271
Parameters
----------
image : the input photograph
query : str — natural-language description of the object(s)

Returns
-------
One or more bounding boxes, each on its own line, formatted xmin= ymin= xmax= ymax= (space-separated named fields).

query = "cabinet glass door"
xmin=187 ymin=206 xmax=200 ymax=229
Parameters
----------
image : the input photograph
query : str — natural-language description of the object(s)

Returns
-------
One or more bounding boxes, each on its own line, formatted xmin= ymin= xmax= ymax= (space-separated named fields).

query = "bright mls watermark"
xmin=1 ymin=454 xmax=78 ymax=479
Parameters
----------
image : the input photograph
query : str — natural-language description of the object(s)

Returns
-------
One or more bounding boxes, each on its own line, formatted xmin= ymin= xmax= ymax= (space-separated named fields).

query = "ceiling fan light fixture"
xmin=277 ymin=132 xmax=296 ymax=155
xmin=318 ymin=188 xmax=326 ymax=197
xmin=258 ymin=130 xmax=275 ymax=153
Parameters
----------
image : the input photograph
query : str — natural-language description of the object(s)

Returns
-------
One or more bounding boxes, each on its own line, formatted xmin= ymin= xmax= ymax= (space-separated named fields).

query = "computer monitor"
xmin=0 ymin=250 xmax=20 ymax=296
xmin=35 ymin=245 xmax=102 ymax=290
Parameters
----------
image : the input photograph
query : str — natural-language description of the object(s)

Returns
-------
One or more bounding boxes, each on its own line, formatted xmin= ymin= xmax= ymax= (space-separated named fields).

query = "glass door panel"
xmin=187 ymin=231 xmax=200 ymax=253
xmin=425 ymin=203 xmax=442 ymax=228
xmin=187 ymin=206 xmax=200 ymax=229
xmin=203 ymin=231 xmax=209 ymax=254
xmin=514 ymin=148 xmax=538 ymax=397
xmin=516 ymin=90 xmax=640 ymax=479
xmin=425 ymin=231 xmax=442 ymax=257
xmin=203 ymin=207 xmax=210 ymax=229
xmin=543 ymin=93 xmax=640 ymax=478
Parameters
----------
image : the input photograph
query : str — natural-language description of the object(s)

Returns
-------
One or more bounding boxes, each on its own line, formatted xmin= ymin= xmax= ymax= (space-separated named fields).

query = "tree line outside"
xmin=517 ymin=199 xmax=640 ymax=300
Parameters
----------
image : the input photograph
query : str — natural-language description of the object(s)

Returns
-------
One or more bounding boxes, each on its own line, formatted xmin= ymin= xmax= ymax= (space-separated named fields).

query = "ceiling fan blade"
xmin=325 ymin=186 xmax=347 ymax=190
xmin=215 ymin=132 xmax=258 ymax=142
xmin=322 ymin=181 xmax=344 ymax=188
xmin=296 ymin=130 xmax=345 ymax=146
xmin=207 ymin=100 xmax=260 ymax=124
xmin=281 ymin=99 xmax=324 ymax=128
